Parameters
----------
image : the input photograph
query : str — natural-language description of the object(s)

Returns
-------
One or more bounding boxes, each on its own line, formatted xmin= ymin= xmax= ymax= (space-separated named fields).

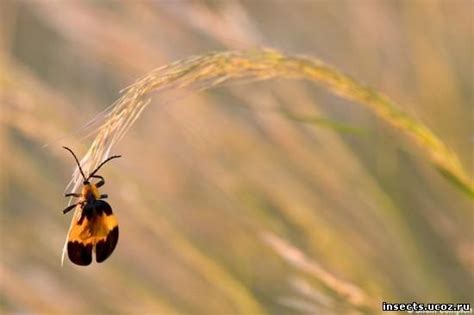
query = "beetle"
xmin=62 ymin=146 xmax=121 ymax=266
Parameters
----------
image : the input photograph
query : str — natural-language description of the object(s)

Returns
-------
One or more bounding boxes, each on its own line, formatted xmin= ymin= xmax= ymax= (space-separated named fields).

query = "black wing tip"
xmin=67 ymin=241 xmax=93 ymax=266
xmin=95 ymin=226 xmax=119 ymax=263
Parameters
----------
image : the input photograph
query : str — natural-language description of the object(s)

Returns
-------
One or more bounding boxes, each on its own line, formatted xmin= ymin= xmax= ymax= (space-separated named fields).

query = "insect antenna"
xmin=63 ymin=146 xmax=87 ymax=181
xmin=87 ymin=155 xmax=122 ymax=180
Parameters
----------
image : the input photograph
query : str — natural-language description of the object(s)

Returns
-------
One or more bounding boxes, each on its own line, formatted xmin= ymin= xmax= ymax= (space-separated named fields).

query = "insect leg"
xmin=63 ymin=201 xmax=83 ymax=214
xmin=100 ymin=194 xmax=108 ymax=199
xmin=63 ymin=203 xmax=78 ymax=214
xmin=65 ymin=193 xmax=81 ymax=197
xmin=90 ymin=175 xmax=105 ymax=188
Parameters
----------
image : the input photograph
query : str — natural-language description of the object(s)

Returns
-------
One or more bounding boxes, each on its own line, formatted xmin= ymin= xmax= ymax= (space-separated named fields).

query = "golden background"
xmin=1 ymin=1 xmax=472 ymax=314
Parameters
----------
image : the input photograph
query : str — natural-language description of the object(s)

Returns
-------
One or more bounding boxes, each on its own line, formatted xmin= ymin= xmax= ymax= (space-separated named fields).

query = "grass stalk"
xmin=261 ymin=231 xmax=378 ymax=313
xmin=69 ymin=48 xmax=474 ymax=198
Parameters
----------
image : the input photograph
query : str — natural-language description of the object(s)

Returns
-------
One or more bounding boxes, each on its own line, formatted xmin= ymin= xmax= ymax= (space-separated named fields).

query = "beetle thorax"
xmin=82 ymin=184 xmax=100 ymax=202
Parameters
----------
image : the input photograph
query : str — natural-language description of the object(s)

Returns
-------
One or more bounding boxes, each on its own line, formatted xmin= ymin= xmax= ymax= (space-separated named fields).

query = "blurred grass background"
xmin=1 ymin=1 xmax=473 ymax=314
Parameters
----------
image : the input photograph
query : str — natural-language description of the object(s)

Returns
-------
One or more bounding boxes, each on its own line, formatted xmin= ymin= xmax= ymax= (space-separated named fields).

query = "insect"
xmin=62 ymin=146 xmax=121 ymax=266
